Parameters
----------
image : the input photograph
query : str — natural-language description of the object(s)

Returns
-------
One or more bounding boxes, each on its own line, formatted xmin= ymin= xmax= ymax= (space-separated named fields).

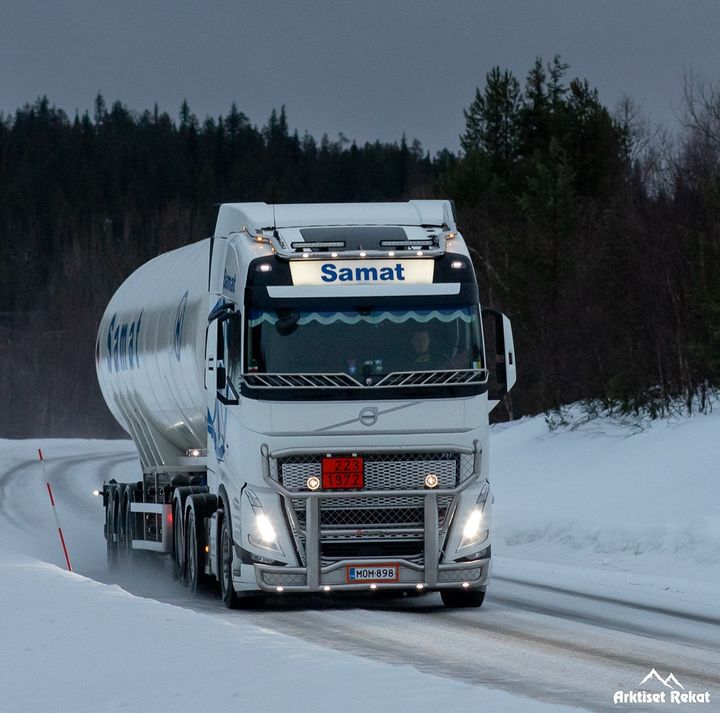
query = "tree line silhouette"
xmin=2 ymin=57 xmax=719 ymax=436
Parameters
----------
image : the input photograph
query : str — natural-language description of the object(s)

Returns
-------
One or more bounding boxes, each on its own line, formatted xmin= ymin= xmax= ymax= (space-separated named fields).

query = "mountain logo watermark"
xmin=613 ymin=668 xmax=711 ymax=705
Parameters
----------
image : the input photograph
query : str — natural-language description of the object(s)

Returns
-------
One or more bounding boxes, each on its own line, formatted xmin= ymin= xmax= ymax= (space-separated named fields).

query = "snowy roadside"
xmin=0 ymin=550 xmax=583 ymax=713
xmin=491 ymin=407 xmax=720 ymax=591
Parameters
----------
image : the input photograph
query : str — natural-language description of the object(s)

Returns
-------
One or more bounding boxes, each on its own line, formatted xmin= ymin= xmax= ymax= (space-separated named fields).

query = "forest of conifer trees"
xmin=2 ymin=58 xmax=720 ymax=436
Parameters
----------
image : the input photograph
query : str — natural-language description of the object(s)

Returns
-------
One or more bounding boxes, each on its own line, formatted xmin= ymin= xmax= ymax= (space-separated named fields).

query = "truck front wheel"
xmin=440 ymin=588 xmax=486 ymax=608
xmin=219 ymin=516 xmax=240 ymax=609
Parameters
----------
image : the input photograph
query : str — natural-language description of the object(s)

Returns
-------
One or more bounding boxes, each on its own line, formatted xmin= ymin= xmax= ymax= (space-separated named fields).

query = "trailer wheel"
xmin=117 ymin=486 xmax=132 ymax=571
xmin=219 ymin=515 xmax=241 ymax=609
xmin=172 ymin=500 xmax=186 ymax=584
xmin=440 ymin=588 xmax=486 ymax=608
xmin=106 ymin=489 xmax=119 ymax=571
xmin=122 ymin=488 xmax=144 ymax=569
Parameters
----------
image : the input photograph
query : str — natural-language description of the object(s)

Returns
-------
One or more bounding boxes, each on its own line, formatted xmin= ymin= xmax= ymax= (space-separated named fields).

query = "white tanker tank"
xmin=96 ymin=239 xmax=211 ymax=467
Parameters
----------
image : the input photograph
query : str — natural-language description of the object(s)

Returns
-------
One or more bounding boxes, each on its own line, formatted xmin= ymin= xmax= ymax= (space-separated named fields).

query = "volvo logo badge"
xmin=359 ymin=407 xmax=378 ymax=427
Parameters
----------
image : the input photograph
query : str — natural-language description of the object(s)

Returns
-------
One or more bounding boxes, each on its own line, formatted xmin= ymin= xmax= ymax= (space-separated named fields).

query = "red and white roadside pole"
xmin=39 ymin=448 xmax=73 ymax=572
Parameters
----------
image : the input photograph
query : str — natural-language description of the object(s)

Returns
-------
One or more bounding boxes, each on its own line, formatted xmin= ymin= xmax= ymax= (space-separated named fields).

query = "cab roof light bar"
xmin=289 ymin=241 xmax=346 ymax=250
xmin=379 ymin=239 xmax=436 ymax=247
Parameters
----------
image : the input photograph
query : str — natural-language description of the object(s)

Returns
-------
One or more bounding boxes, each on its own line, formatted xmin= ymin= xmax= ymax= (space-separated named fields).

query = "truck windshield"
xmin=244 ymin=305 xmax=484 ymax=380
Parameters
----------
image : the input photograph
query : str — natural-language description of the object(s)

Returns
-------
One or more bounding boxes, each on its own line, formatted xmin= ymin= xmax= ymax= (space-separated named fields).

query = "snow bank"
xmin=491 ymin=407 xmax=720 ymax=582
xmin=0 ymin=552 xmax=580 ymax=713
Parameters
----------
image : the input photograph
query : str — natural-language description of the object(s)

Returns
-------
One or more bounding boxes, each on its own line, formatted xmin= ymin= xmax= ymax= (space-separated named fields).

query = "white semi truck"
xmin=97 ymin=201 xmax=516 ymax=608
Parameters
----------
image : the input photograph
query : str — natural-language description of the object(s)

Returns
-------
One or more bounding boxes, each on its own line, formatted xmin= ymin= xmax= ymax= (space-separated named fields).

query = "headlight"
xmin=246 ymin=490 xmax=283 ymax=554
xmin=463 ymin=509 xmax=484 ymax=540
xmin=458 ymin=482 xmax=490 ymax=550
xmin=254 ymin=514 xmax=277 ymax=544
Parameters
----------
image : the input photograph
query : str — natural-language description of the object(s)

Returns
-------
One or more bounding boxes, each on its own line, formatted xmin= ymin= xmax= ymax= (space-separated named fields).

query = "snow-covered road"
xmin=2 ymin=414 xmax=719 ymax=712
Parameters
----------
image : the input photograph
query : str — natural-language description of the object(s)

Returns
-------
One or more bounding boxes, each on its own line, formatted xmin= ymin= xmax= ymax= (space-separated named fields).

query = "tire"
xmin=440 ymin=588 xmax=486 ymax=608
xmin=186 ymin=498 xmax=214 ymax=595
xmin=118 ymin=488 xmax=133 ymax=571
xmin=171 ymin=486 xmax=209 ymax=584
xmin=173 ymin=500 xmax=186 ymax=584
xmin=106 ymin=489 xmax=119 ymax=572
xmin=219 ymin=515 xmax=241 ymax=609
xmin=186 ymin=509 xmax=201 ymax=593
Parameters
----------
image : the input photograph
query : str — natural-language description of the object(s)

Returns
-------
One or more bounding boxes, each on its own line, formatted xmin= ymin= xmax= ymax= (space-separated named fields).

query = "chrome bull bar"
xmin=258 ymin=441 xmax=483 ymax=591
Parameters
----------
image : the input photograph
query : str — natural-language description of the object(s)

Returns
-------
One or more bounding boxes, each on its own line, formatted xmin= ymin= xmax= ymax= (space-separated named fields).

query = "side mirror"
xmin=481 ymin=308 xmax=517 ymax=404
xmin=208 ymin=307 xmax=240 ymax=406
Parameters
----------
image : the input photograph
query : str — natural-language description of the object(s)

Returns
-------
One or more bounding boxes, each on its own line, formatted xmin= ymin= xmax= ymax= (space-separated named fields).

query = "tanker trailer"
xmin=97 ymin=200 xmax=516 ymax=608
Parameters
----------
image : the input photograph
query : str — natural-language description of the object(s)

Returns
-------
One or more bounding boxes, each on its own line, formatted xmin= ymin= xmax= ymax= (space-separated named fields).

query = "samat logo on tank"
xmin=289 ymin=259 xmax=434 ymax=285
xmin=106 ymin=311 xmax=143 ymax=373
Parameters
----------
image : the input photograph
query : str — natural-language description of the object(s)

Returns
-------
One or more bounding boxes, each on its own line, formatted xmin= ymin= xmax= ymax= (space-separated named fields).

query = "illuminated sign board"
xmin=289 ymin=260 xmax=434 ymax=286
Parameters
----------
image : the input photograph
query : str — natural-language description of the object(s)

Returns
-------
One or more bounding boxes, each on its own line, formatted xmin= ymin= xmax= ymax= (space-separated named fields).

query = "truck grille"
xmin=278 ymin=451 xmax=466 ymax=492
xmin=273 ymin=451 xmax=473 ymax=563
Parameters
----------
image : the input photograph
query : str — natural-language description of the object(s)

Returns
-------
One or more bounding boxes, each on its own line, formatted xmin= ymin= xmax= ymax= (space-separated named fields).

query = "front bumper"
xmin=255 ymin=556 xmax=489 ymax=592
xmin=254 ymin=441 xmax=489 ymax=592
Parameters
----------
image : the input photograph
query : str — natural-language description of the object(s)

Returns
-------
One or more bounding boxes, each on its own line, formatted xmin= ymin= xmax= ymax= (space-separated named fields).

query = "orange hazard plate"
xmin=322 ymin=456 xmax=364 ymax=489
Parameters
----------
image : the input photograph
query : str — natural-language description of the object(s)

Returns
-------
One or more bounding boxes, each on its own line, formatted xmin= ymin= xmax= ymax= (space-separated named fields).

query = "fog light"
xmin=307 ymin=476 xmax=320 ymax=491
xmin=424 ymin=473 xmax=439 ymax=489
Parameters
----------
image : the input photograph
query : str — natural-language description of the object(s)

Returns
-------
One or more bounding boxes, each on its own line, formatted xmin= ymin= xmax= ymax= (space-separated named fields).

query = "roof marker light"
xmin=331 ymin=252 xmax=338 ymax=258
xmin=276 ymin=586 xmax=284 ymax=592
xmin=416 ymin=251 xmax=424 ymax=256
xmin=388 ymin=251 xmax=395 ymax=257
xmin=416 ymin=584 xmax=425 ymax=590
xmin=258 ymin=263 xmax=272 ymax=272
xmin=323 ymin=585 xmax=331 ymax=592
xmin=302 ymin=253 xmax=310 ymax=258
xmin=451 ymin=261 xmax=464 ymax=269
xmin=370 ymin=584 xmax=377 ymax=590
xmin=462 ymin=582 xmax=470 ymax=589
xmin=359 ymin=251 xmax=367 ymax=257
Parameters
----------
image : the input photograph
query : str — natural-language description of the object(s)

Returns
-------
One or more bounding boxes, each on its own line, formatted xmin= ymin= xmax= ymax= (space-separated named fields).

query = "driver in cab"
xmin=411 ymin=329 xmax=446 ymax=370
